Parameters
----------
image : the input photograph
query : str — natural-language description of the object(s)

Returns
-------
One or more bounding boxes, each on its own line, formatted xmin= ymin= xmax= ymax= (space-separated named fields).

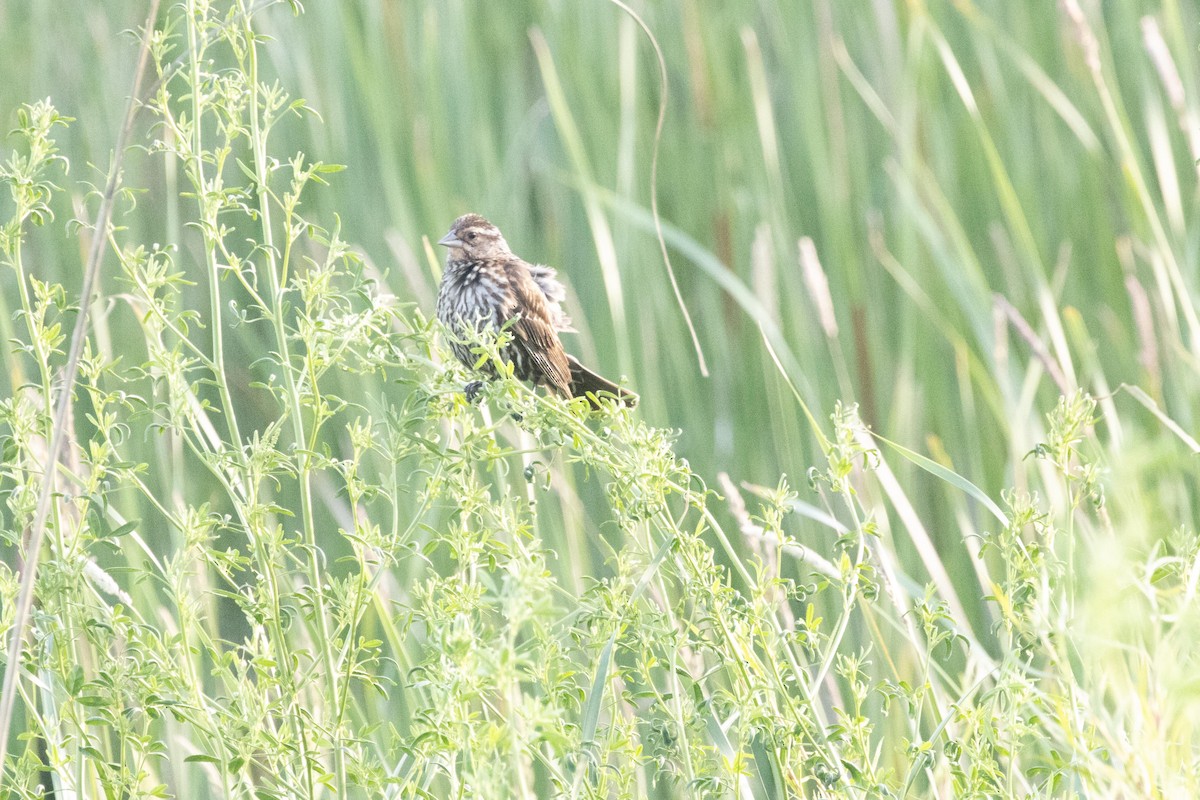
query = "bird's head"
xmin=437 ymin=213 xmax=511 ymax=260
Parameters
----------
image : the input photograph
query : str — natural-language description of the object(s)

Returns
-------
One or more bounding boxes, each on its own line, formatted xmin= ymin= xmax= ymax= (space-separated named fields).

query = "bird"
xmin=435 ymin=213 xmax=636 ymax=408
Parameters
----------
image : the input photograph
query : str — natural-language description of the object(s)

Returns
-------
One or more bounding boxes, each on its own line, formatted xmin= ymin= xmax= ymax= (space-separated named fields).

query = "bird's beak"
xmin=437 ymin=231 xmax=461 ymax=248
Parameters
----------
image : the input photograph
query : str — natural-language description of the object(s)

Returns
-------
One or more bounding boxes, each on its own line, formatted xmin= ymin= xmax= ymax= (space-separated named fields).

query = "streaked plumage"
xmin=435 ymin=213 xmax=635 ymax=407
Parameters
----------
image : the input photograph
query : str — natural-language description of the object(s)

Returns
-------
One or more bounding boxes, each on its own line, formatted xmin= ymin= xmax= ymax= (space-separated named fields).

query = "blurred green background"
xmin=2 ymin=0 xmax=1198 ymax=580
xmin=5 ymin=1 xmax=1200 ymax=796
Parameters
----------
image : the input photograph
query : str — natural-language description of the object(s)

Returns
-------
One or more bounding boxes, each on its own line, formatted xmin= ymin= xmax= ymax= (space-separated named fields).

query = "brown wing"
xmin=526 ymin=263 xmax=575 ymax=332
xmin=503 ymin=261 xmax=572 ymax=396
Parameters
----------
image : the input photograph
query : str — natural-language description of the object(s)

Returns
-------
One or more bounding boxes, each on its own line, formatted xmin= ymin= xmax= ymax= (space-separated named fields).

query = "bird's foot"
xmin=463 ymin=380 xmax=484 ymax=404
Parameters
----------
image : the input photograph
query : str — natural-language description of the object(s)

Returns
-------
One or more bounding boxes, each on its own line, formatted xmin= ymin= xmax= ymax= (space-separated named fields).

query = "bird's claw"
xmin=463 ymin=380 xmax=484 ymax=403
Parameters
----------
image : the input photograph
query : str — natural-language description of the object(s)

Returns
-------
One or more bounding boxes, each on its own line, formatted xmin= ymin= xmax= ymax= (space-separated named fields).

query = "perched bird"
xmin=435 ymin=213 xmax=636 ymax=407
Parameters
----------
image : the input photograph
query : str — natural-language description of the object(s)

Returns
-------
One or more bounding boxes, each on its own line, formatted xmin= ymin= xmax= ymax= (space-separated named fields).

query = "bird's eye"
xmin=467 ymin=232 xmax=477 ymax=241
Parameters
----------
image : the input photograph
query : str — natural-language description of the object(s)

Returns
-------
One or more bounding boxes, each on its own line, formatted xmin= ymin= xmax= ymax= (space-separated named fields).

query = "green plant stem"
xmin=0 ymin=0 xmax=160 ymax=776
xmin=232 ymin=2 xmax=345 ymax=792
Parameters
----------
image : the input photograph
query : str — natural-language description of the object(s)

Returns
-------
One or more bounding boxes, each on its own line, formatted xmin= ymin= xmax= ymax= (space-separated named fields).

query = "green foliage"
xmin=0 ymin=1 xmax=1199 ymax=799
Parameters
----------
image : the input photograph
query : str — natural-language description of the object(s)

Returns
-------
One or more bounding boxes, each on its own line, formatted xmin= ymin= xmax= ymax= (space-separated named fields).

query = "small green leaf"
xmin=184 ymin=754 xmax=222 ymax=764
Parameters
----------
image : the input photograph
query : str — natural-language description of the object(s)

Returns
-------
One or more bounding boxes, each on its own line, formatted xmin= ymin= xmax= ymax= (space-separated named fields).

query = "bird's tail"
xmin=566 ymin=355 xmax=637 ymax=408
